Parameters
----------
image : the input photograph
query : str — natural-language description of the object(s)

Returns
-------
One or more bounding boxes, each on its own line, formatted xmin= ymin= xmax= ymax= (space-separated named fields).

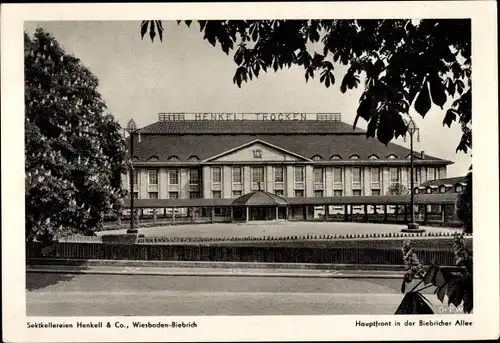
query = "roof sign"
xmin=157 ymin=113 xmax=342 ymax=122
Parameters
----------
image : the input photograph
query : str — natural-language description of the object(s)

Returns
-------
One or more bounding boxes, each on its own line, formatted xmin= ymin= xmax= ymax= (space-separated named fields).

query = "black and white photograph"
xmin=2 ymin=2 xmax=499 ymax=342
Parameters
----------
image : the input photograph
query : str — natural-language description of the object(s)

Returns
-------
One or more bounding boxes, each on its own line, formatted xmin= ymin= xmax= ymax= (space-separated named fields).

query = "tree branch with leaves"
xmin=141 ymin=19 xmax=471 ymax=152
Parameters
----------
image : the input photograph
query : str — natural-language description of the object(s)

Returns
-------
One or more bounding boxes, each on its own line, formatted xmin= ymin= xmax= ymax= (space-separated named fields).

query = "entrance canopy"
xmin=122 ymin=192 xmax=458 ymax=209
xmin=232 ymin=190 xmax=288 ymax=207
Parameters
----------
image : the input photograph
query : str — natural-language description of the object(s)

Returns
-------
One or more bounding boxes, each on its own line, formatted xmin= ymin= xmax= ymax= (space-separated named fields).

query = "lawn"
xmin=96 ymin=221 xmax=462 ymax=239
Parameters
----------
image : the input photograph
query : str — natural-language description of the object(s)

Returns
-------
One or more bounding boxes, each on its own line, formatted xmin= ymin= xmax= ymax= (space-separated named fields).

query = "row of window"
xmin=132 ymin=169 xmax=201 ymax=186
xmin=134 ymin=166 xmax=441 ymax=189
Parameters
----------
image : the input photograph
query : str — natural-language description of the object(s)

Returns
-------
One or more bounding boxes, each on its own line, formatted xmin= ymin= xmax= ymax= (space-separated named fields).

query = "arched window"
xmin=147 ymin=155 xmax=160 ymax=161
xmin=455 ymin=184 xmax=463 ymax=193
xmin=312 ymin=155 xmax=323 ymax=161
xmin=131 ymin=156 xmax=140 ymax=161
xmin=426 ymin=187 xmax=432 ymax=194
xmin=349 ymin=155 xmax=360 ymax=160
xmin=330 ymin=155 xmax=342 ymax=160
xmin=439 ymin=185 xmax=446 ymax=193
xmin=368 ymin=155 xmax=379 ymax=160
xmin=168 ymin=155 xmax=180 ymax=161
xmin=188 ymin=155 xmax=200 ymax=161
xmin=414 ymin=187 xmax=420 ymax=194
xmin=387 ymin=154 xmax=398 ymax=159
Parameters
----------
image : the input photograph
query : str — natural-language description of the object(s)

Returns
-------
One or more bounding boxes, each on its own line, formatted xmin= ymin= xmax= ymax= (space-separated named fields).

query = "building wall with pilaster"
xmin=202 ymin=166 xmax=211 ymax=198
xmin=382 ymin=167 xmax=390 ymax=195
xmin=325 ymin=167 xmax=333 ymax=196
xmin=305 ymin=165 xmax=314 ymax=197
xmin=123 ymin=162 xmax=450 ymax=200
xmin=223 ymin=166 xmax=232 ymax=198
xmin=363 ymin=167 xmax=371 ymax=195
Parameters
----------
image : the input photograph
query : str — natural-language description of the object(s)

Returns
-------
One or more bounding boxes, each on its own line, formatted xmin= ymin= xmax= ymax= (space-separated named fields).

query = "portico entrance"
xmin=231 ymin=190 xmax=289 ymax=222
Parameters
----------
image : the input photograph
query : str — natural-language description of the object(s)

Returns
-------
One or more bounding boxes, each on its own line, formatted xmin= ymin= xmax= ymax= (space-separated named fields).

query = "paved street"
xmin=97 ymin=221 xmax=461 ymax=239
xmin=26 ymin=272 xmax=457 ymax=316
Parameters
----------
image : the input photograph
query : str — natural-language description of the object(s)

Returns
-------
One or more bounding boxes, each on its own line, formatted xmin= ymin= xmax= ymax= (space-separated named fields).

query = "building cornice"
xmin=130 ymin=160 xmax=452 ymax=168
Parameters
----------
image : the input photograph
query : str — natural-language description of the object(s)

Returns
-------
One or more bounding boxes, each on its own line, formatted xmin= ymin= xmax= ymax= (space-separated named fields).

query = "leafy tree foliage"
xmin=386 ymin=183 xmax=409 ymax=196
xmin=25 ymin=28 xmax=127 ymax=244
xmin=398 ymin=235 xmax=472 ymax=314
xmin=141 ymin=19 xmax=471 ymax=152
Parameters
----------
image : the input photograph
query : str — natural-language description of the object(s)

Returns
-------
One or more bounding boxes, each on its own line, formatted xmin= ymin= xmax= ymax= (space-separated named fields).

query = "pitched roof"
xmin=129 ymin=132 xmax=450 ymax=163
xmin=137 ymin=120 xmax=365 ymax=135
xmin=232 ymin=191 xmax=288 ymax=206
xmin=420 ymin=176 xmax=466 ymax=188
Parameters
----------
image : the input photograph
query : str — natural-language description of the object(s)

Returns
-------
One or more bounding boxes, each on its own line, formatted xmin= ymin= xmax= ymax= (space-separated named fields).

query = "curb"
xmin=26 ymin=267 xmax=405 ymax=279
xmin=26 ymin=258 xmax=407 ymax=271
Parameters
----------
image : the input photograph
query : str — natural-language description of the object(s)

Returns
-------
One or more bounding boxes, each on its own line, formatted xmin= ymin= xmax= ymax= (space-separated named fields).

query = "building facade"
xmin=122 ymin=113 xmax=452 ymax=204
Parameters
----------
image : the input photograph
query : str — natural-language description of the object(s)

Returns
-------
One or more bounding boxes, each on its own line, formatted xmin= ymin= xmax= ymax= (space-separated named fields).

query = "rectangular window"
xmin=274 ymin=190 xmax=284 ymax=196
xmin=189 ymin=192 xmax=200 ymax=199
xmin=333 ymin=190 xmax=343 ymax=197
xmin=352 ymin=167 xmax=362 ymax=189
xmin=314 ymin=168 xmax=324 ymax=184
xmin=251 ymin=166 xmax=265 ymax=184
xmin=274 ymin=166 xmax=284 ymax=183
xmin=371 ymin=167 xmax=381 ymax=194
xmin=232 ymin=167 xmax=242 ymax=184
xmin=390 ymin=167 xmax=400 ymax=185
xmin=212 ymin=190 xmax=222 ymax=198
xmin=168 ymin=169 xmax=179 ymax=185
xmin=353 ymin=189 xmax=362 ymax=196
xmin=371 ymin=167 xmax=380 ymax=186
xmin=188 ymin=169 xmax=200 ymax=185
xmin=212 ymin=167 xmax=222 ymax=184
xmin=314 ymin=190 xmax=324 ymax=197
xmin=169 ymin=192 xmax=179 ymax=200
xmin=232 ymin=190 xmax=242 ymax=197
xmin=295 ymin=190 xmax=304 ymax=197
xmin=294 ymin=166 xmax=304 ymax=183
xmin=148 ymin=169 xmax=158 ymax=186
xmin=333 ymin=167 xmax=343 ymax=190
xmin=148 ymin=192 xmax=158 ymax=199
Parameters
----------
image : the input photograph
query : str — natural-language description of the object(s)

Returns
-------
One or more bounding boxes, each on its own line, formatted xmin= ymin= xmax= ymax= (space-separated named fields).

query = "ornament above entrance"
xmin=202 ymin=139 xmax=311 ymax=163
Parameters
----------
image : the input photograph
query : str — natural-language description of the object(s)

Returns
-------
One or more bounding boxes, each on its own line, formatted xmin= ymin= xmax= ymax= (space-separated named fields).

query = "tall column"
xmin=363 ymin=166 xmax=371 ymax=196
xmin=243 ymin=166 xmax=251 ymax=194
xmin=266 ymin=166 xmax=273 ymax=193
xmin=402 ymin=166 xmax=409 ymax=192
xmin=344 ymin=167 xmax=353 ymax=196
xmin=139 ymin=169 xmax=148 ymax=199
xmin=275 ymin=206 xmax=279 ymax=220
xmin=246 ymin=207 xmax=249 ymax=223
xmin=223 ymin=166 xmax=232 ymax=198
xmin=305 ymin=165 xmax=314 ymax=197
xmin=159 ymin=168 xmax=168 ymax=198
xmin=286 ymin=165 xmax=294 ymax=197
xmin=180 ymin=168 xmax=189 ymax=199
xmin=202 ymin=166 xmax=211 ymax=199
xmin=382 ymin=167 xmax=390 ymax=195
xmin=325 ymin=167 xmax=333 ymax=196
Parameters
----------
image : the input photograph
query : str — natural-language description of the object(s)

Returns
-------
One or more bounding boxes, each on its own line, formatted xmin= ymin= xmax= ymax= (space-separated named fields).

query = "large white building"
xmin=122 ymin=113 xmax=452 ymax=222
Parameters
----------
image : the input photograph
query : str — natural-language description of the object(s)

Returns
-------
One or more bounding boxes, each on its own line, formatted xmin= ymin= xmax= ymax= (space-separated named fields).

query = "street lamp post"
xmin=402 ymin=118 xmax=425 ymax=232
xmin=125 ymin=118 xmax=138 ymax=235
